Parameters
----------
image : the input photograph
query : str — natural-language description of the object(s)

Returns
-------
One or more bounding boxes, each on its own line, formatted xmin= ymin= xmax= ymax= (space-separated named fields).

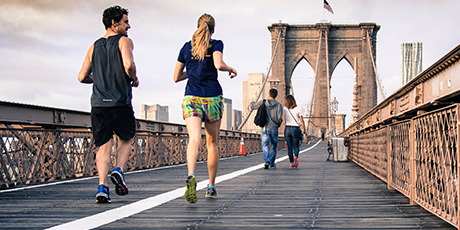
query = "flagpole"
xmin=322 ymin=0 xmax=325 ymax=23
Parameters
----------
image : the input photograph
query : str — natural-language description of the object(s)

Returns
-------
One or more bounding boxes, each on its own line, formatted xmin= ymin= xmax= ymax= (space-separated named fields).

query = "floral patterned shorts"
xmin=182 ymin=95 xmax=223 ymax=123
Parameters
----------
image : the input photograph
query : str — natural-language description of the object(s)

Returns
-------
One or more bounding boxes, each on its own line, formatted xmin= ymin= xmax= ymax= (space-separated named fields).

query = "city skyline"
xmin=1 ymin=0 xmax=459 ymax=125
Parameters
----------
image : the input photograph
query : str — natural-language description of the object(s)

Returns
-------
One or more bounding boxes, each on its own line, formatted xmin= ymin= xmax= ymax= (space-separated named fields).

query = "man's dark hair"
xmin=269 ymin=88 xmax=278 ymax=98
xmin=102 ymin=6 xmax=129 ymax=30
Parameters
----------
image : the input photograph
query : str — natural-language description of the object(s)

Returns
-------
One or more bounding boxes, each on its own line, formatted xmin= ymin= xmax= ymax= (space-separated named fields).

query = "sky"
xmin=1 ymin=0 xmax=459 ymax=126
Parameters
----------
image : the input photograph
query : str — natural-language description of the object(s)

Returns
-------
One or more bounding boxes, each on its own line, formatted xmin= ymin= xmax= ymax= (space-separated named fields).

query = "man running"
xmin=77 ymin=5 xmax=139 ymax=203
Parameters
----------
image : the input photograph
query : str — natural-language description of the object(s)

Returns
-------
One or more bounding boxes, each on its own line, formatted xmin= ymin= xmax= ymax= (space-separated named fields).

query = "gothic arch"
xmin=268 ymin=22 xmax=380 ymax=136
xmin=330 ymin=52 xmax=354 ymax=78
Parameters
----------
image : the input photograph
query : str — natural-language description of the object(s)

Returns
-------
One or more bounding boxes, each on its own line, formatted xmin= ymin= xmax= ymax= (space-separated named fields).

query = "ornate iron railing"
xmin=413 ymin=105 xmax=458 ymax=225
xmin=388 ymin=120 xmax=411 ymax=197
xmin=349 ymin=127 xmax=388 ymax=182
xmin=348 ymin=104 xmax=459 ymax=228
xmin=0 ymin=128 xmax=261 ymax=189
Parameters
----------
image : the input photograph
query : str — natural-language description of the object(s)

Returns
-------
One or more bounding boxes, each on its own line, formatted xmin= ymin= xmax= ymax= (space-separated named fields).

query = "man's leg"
xmin=115 ymin=137 xmax=132 ymax=169
xmin=261 ymin=129 xmax=270 ymax=163
xmin=96 ymin=139 xmax=113 ymax=186
xmin=204 ymin=119 xmax=222 ymax=187
xmin=110 ymin=137 xmax=132 ymax=196
xmin=268 ymin=129 xmax=278 ymax=166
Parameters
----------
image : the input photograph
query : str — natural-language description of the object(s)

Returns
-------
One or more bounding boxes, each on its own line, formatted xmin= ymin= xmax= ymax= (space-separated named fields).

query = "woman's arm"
xmin=173 ymin=61 xmax=188 ymax=83
xmin=299 ymin=114 xmax=307 ymax=134
xmin=213 ymin=51 xmax=237 ymax=78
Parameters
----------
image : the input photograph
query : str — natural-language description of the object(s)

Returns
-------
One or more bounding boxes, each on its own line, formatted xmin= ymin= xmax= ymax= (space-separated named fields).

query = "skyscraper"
xmin=232 ymin=109 xmax=242 ymax=131
xmin=401 ymin=42 xmax=423 ymax=86
xmin=242 ymin=73 xmax=281 ymax=133
xmin=141 ymin=104 xmax=169 ymax=122
xmin=221 ymin=98 xmax=233 ymax=130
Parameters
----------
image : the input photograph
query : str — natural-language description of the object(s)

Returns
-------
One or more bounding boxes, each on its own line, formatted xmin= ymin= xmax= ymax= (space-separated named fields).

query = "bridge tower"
xmin=268 ymin=22 xmax=380 ymax=137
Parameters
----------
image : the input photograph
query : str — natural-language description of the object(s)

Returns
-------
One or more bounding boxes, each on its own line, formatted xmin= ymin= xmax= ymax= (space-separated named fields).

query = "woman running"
xmin=173 ymin=13 xmax=237 ymax=203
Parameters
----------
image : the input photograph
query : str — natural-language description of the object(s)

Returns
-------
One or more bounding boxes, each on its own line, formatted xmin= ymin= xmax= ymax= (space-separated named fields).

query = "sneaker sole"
xmin=184 ymin=176 xmax=198 ymax=203
xmin=110 ymin=171 xmax=129 ymax=196
xmin=96 ymin=193 xmax=111 ymax=203
xmin=205 ymin=194 xmax=217 ymax=198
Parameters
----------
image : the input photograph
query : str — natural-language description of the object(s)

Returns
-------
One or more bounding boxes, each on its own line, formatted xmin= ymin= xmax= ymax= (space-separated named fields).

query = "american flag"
xmin=324 ymin=0 xmax=334 ymax=14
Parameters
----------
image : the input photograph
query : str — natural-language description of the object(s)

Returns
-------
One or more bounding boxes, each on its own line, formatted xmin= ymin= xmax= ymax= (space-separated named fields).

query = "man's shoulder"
xmin=119 ymin=35 xmax=133 ymax=44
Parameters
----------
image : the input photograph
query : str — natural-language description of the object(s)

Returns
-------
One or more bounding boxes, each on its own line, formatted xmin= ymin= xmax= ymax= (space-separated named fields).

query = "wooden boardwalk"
xmin=0 ymin=140 xmax=454 ymax=229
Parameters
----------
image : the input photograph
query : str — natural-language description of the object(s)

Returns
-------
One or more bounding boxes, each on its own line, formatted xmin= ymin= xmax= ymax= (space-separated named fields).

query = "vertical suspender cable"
xmin=366 ymin=31 xmax=386 ymax=100
xmin=325 ymin=29 xmax=331 ymax=137
xmin=306 ymin=29 xmax=324 ymax=135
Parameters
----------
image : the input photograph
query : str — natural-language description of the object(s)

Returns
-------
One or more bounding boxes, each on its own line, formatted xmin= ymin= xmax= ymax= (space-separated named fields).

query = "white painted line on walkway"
xmin=46 ymin=140 xmax=321 ymax=230
xmin=0 ymin=163 xmax=185 ymax=194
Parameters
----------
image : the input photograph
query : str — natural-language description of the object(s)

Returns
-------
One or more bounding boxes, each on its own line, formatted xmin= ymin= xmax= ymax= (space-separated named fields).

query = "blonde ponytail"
xmin=191 ymin=13 xmax=215 ymax=61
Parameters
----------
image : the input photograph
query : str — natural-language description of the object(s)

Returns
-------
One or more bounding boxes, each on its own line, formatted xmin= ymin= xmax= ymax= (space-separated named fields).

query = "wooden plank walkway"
xmin=0 ymin=140 xmax=455 ymax=229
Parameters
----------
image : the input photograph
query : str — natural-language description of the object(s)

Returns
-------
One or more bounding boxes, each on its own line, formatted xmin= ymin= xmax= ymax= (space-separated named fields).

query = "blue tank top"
xmin=91 ymin=35 xmax=132 ymax=107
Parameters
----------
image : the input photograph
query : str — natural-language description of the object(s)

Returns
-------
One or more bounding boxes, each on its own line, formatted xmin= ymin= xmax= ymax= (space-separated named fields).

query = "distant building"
xmin=221 ymin=98 xmax=233 ymax=130
xmin=401 ymin=42 xmax=423 ymax=86
xmin=242 ymin=73 xmax=281 ymax=133
xmin=141 ymin=104 xmax=169 ymax=122
xmin=232 ymin=109 xmax=242 ymax=130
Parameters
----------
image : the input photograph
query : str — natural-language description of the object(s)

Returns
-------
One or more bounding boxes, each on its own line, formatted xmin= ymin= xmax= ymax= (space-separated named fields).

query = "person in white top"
xmin=283 ymin=95 xmax=307 ymax=168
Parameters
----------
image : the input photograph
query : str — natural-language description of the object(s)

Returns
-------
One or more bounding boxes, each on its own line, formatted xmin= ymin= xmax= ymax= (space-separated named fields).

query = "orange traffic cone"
xmin=239 ymin=134 xmax=246 ymax=156
xmin=284 ymin=141 xmax=288 ymax=148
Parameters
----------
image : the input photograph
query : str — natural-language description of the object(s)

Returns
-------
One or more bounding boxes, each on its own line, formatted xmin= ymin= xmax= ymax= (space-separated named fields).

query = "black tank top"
xmin=91 ymin=35 xmax=132 ymax=107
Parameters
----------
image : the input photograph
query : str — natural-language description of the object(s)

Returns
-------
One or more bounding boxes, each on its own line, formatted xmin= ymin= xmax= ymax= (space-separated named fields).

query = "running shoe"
xmin=184 ymin=174 xmax=198 ymax=203
xmin=290 ymin=163 xmax=295 ymax=168
xmin=96 ymin=184 xmax=111 ymax=203
xmin=110 ymin=167 xmax=129 ymax=195
xmin=264 ymin=162 xmax=269 ymax=169
xmin=294 ymin=156 xmax=299 ymax=168
xmin=205 ymin=186 xmax=218 ymax=198
xmin=270 ymin=164 xmax=276 ymax=169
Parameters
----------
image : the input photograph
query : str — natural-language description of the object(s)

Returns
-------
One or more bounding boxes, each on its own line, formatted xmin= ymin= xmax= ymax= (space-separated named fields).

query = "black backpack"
xmin=254 ymin=100 xmax=267 ymax=127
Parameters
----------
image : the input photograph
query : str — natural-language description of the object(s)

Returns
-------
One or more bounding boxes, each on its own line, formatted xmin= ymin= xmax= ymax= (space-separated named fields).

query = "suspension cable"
xmin=237 ymin=30 xmax=282 ymax=131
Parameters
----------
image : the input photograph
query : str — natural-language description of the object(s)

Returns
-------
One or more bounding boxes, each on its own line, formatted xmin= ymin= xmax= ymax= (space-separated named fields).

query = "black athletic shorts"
xmin=91 ymin=104 xmax=136 ymax=147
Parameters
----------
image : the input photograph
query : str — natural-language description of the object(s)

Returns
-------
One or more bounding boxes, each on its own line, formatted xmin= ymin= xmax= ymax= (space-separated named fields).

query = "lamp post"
xmin=330 ymin=97 xmax=339 ymax=137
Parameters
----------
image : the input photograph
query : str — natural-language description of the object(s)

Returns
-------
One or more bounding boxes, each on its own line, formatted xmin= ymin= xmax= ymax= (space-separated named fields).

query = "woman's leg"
xmin=185 ymin=117 xmax=203 ymax=175
xmin=285 ymin=127 xmax=294 ymax=163
xmin=204 ymin=119 xmax=222 ymax=187
xmin=293 ymin=127 xmax=301 ymax=158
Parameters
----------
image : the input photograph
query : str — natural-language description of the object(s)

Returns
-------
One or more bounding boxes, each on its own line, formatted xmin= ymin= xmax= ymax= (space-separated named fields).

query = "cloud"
xmin=1 ymin=0 xmax=460 ymax=128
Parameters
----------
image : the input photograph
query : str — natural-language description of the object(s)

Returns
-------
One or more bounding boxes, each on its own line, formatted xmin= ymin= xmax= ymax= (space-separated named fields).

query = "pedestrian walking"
xmin=173 ymin=13 xmax=237 ymax=203
xmin=78 ymin=5 xmax=139 ymax=203
xmin=250 ymin=88 xmax=283 ymax=169
xmin=284 ymin=95 xmax=306 ymax=168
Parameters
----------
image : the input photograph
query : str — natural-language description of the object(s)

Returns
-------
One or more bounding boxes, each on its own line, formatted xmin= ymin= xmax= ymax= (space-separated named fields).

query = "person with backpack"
xmin=250 ymin=88 xmax=283 ymax=169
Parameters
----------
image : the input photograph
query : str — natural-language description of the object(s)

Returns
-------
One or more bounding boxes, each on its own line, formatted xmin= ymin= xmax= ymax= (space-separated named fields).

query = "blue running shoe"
xmin=184 ymin=174 xmax=197 ymax=203
xmin=96 ymin=185 xmax=111 ymax=203
xmin=205 ymin=185 xmax=218 ymax=198
xmin=110 ymin=167 xmax=129 ymax=195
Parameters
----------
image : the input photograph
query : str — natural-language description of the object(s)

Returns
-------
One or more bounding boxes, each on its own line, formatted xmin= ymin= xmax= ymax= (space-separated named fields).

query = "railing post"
xmin=409 ymin=118 xmax=416 ymax=205
xmin=457 ymin=104 xmax=460 ymax=230
xmin=387 ymin=125 xmax=395 ymax=190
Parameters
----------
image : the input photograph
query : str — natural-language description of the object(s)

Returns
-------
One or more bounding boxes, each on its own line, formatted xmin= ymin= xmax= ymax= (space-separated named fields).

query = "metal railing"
xmin=348 ymin=104 xmax=459 ymax=228
xmin=0 ymin=127 xmax=262 ymax=189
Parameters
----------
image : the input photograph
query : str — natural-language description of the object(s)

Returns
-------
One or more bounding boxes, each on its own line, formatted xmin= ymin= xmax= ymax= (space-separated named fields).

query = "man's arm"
xmin=249 ymin=100 xmax=263 ymax=110
xmin=119 ymin=36 xmax=139 ymax=87
xmin=77 ymin=44 xmax=94 ymax=84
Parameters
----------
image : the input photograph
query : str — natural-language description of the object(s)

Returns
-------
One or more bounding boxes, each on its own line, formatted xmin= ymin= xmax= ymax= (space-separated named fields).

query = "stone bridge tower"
xmin=268 ymin=22 xmax=380 ymax=137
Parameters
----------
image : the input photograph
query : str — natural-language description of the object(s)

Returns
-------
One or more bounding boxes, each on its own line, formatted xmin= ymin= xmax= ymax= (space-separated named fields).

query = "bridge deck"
xmin=0 ymin=141 xmax=454 ymax=229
